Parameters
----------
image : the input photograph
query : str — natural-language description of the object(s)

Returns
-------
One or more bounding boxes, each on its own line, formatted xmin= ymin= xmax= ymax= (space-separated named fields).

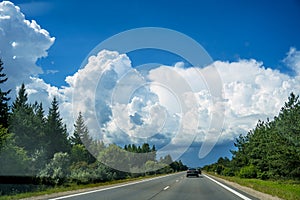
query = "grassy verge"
xmin=205 ymin=172 xmax=300 ymax=200
xmin=0 ymin=174 xmax=168 ymax=200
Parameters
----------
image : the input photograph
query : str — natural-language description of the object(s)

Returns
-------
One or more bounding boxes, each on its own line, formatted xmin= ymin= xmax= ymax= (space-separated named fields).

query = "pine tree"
xmin=0 ymin=59 xmax=10 ymax=128
xmin=32 ymin=102 xmax=46 ymax=149
xmin=45 ymin=97 xmax=70 ymax=160
xmin=0 ymin=125 xmax=9 ymax=151
xmin=141 ymin=143 xmax=150 ymax=153
xmin=160 ymin=154 xmax=173 ymax=165
xmin=69 ymin=112 xmax=92 ymax=146
xmin=9 ymin=84 xmax=36 ymax=154
xmin=229 ymin=93 xmax=300 ymax=179
xmin=69 ymin=112 xmax=95 ymax=164
xmin=11 ymin=84 xmax=28 ymax=112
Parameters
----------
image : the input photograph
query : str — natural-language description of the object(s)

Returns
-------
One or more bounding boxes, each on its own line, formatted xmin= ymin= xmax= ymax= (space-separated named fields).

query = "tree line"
xmin=203 ymin=93 xmax=300 ymax=180
xmin=0 ymin=60 xmax=187 ymax=195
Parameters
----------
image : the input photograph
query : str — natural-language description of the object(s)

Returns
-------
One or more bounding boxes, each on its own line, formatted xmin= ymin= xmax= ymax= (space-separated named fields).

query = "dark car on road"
xmin=186 ymin=168 xmax=199 ymax=177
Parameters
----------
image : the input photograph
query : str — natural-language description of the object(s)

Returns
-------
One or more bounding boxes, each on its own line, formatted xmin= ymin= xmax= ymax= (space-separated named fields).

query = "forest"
xmin=0 ymin=60 xmax=187 ymax=195
xmin=203 ymin=92 xmax=300 ymax=180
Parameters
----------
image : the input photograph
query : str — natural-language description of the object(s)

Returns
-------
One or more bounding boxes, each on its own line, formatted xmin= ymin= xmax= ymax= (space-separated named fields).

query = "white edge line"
xmin=163 ymin=186 xmax=170 ymax=190
xmin=50 ymin=173 xmax=179 ymax=200
xmin=203 ymin=174 xmax=252 ymax=200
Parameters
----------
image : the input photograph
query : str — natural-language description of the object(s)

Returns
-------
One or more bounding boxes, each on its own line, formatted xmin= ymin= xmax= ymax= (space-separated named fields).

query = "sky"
xmin=0 ymin=0 xmax=300 ymax=167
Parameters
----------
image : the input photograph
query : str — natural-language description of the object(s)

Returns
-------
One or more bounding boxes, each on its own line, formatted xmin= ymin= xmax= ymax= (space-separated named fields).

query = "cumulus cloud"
xmin=214 ymin=59 xmax=300 ymax=142
xmin=283 ymin=47 xmax=300 ymax=75
xmin=0 ymin=1 xmax=54 ymax=97
xmin=66 ymin=50 xmax=178 ymax=145
xmin=20 ymin=47 xmax=300 ymax=159
xmin=50 ymin=47 xmax=298 ymax=160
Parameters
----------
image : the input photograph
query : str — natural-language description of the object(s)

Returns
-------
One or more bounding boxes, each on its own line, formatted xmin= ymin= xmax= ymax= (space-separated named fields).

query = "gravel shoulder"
xmin=205 ymin=173 xmax=282 ymax=200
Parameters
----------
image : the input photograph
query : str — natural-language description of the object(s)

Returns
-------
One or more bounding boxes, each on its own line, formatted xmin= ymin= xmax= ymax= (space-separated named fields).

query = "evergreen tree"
xmin=69 ymin=112 xmax=92 ymax=146
xmin=45 ymin=97 xmax=70 ymax=160
xmin=0 ymin=133 xmax=30 ymax=176
xmin=213 ymin=93 xmax=300 ymax=180
xmin=9 ymin=84 xmax=36 ymax=154
xmin=69 ymin=112 xmax=95 ymax=164
xmin=11 ymin=84 xmax=28 ymax=112
xmin=160 ymin=154 xmax=173 ymax=165
xmin=0 ymin=59 xmax=10 ymax=128
xmin=141 ymin=143 xmax=150 ymax=153
xmin=32 ymin=102 xmax=47 ymax=150
xmin=0 ymin=125 xmax=9 ymax=151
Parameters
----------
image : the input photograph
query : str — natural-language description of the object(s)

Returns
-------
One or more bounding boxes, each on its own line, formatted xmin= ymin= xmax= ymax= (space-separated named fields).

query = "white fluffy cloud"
xmin=52 ymin=48 xmax=300 ymax=160
xmin=65 ymin=50 xmax=134 ymax=139
xmin=0 ymin=1 xmax=54 ymax=97
xmin=214 ymin=59 xmax=300 ymax=142
xmin=284 ymin=47 xmax=300 ymax=75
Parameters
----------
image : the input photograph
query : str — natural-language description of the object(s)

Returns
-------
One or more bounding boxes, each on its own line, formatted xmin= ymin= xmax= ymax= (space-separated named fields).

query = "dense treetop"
xmin=203 ymin=93 xmax=300 ymax=180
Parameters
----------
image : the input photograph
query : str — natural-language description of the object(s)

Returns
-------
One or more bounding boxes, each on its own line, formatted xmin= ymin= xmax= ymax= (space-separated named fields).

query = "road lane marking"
xmin=203 ymin=174 xmax=252 ymax=200
xmin=163 ymin=186 xmax=170 ymax=190
xmin=49 ymin=172 xmax=183 ymax=200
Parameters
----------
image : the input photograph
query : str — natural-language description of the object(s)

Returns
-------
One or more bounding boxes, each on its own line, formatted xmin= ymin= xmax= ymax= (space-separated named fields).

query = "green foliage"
xmin=0 ymin=59 xmax=10 ymax=128
xmin=239 ymin=165 xmax=258 ymax=178
xmin=0 ymin=125 xmax=8 ymax=150
xmin=44 ymin=97 xmax=70 ymax=161
xmin=144 ymin=160 xmax=164 ymax=174
xmin=257 ymin=171 xmax=270 ymax=180
xmin=9 ymin=84 xmax=36 ymax=154
xmin=69 ymin=161 xmax=94 ymax=184
xmin=170 ymin=160 xmax=188 ymax=172
xmin=70 ymin=144 xmax=95 ymax=164
xmin=69 ymin=113 xmax=95 ymax=164
xmin=92 ymin=162 xmax=117 ymax=182
xmin=205 ymin=93 xmax=300 ymax=181
xmin=69 ymin=112 xmax=92 ymax=146
xmin=70 ymin=144 xmax=87 ymax=163
xmin=69 ymin=161 xmax=116 ymax=184
xmin=98 ymin=144 xmax=130 ymax=173
xmin=0 ymin=134 xmax=30 ymax=176
xmin=39 ymin=152 xmax=70 ymax=185
xmin=160 ymin=154 xmax=173 ymax=165
xmin=222 ymin=167 xmax=235 ymax=176
xmin=31 ymin=102 xmax=47 ymax=150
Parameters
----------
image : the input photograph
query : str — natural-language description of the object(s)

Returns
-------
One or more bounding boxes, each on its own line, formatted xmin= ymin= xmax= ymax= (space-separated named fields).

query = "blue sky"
xmin=13 ymin=0 xmax=300 ymax=86
xmin=1 ymin=0 xmax=300 ymax=166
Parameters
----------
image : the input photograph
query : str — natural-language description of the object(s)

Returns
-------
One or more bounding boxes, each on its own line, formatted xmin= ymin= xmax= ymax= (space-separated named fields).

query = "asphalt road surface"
xmin=50 ymin=172 xmax=258 ymax=200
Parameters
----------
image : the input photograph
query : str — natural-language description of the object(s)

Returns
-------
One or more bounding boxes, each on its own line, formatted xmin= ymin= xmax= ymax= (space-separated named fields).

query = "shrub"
xmin=222 ymin=167 xmax=235 ymax=176
xmin=257 ymin=171 xmax=270 ymax=180
xmin=239 ymin=165 xmax=257 ymax=178
xmin=38 ymin=152 xmax=70 ymax=185
xmin=70 ymin=161 xmax=94 ymax=184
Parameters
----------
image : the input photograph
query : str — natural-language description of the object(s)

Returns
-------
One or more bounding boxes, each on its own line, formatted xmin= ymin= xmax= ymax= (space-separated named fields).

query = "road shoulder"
xmin=204 ymin=173 xmax=282 ymax=200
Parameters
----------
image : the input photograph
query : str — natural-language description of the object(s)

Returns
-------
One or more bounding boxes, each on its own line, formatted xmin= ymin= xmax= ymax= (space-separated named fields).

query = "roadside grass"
xmin=206 ymin=172 xmax=300 ymax=200
xmin=0 ymin=174 xmax=168 ymax=200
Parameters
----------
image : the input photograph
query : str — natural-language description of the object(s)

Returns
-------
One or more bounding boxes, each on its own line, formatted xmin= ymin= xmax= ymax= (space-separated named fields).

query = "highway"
xmin=50 ymin=172 xmax=258 ymax=200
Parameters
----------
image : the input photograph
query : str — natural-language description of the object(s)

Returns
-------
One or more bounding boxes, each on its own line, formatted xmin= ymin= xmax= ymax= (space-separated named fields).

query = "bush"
xmin=70 ymin=161 xmax=94 ymax=184
xmin=216 ymin=165 xmax=224 ymax=175
xmin=0 ymin=134 xmax=30 ymax=176
xmin=222 ymin=167 xmax=235 ymax=176
xmin=239 ymin=165 xmax=257 ymax=178
xmin=257 ymin=171 xmax=269 ymax=180
xmin=38 ymin=152 xmax=70 ymax=185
